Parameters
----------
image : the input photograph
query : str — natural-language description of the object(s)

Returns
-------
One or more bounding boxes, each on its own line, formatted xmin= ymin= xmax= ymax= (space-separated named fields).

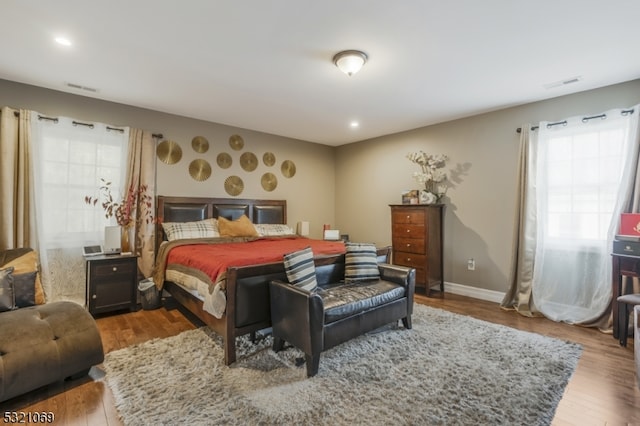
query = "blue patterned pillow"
xmin=283 ymin=247 xmax=317 ymax=292
xmin=345 ymin=242 xmax=380 ymax=282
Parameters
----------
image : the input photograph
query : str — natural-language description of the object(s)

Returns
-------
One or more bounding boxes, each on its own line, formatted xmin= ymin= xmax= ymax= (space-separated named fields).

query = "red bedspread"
xmin=166 ymin=237 xmax=345 ymax=286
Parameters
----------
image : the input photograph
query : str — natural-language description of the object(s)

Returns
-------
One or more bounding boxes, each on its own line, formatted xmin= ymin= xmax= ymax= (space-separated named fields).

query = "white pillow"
xmin=254 ymin=223 xmax=296 ymax=237
xmin=162 ymin=218 xmax=220 ymax=241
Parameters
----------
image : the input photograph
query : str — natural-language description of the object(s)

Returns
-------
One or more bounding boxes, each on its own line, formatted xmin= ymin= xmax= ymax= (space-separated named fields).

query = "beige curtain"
xmin=500 ymin=124 xmax=541 ymax=317
xmin=125 ymin=129 xmax=157 ymax=278
xmin=0 ymin=107 xmax=35 ymax=250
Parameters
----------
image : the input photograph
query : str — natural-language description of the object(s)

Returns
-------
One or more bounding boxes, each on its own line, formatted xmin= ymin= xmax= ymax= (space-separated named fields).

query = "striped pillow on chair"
xmin=345 ymin=242 xmax=380 ymax=282
xmin=283 ymin=247 xmax=318 ymax=292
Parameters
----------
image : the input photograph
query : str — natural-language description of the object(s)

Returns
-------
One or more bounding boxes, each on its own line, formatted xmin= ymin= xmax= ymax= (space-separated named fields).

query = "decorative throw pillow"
xmin=344 ymin=242 xmax=380 ymax=282
xmin=0 ymin=248 xmax=45 ymax=304
xmin=0 ymin=267 xmax=15 ymax=312
xmin=283 ymin=247 xmax=318 ymax=292
xmin=162 ymin=218 xmax=219 ymax=241
xmin=254 ymin=223 xmax=296 ymax=237
xmin=13 ymin=270 xmax=37 ymax=308
xmin=218 ymin=215 xmax=259 ymax=238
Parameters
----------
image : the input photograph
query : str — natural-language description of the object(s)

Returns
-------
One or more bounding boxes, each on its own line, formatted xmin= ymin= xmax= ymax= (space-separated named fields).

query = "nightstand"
xmin=85 ymin=254 xmax=138 ymax=315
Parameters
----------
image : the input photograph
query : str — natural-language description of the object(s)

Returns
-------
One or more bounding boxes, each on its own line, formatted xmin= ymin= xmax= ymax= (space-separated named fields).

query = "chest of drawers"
xmin=390 ymin=204 xmax=444 ymax=295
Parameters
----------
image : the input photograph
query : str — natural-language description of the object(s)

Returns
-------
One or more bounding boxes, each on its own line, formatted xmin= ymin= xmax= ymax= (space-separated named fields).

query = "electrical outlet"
xmin=467 ymin=258 xmax=475 ymax=271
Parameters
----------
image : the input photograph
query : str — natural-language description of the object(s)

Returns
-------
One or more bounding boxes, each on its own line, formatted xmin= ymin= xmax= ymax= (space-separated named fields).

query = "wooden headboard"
xmin=155 ymin=196 xmax=287 ymax=252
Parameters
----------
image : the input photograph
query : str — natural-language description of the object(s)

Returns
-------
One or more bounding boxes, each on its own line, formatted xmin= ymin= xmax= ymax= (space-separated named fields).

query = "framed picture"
xmin=401 ymin=190 xmax=419 ymax=204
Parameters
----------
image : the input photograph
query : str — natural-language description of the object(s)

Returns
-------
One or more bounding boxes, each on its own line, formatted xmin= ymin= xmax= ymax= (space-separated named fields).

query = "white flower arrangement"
xmin=406 ymin=151 xmax=449 ymax=203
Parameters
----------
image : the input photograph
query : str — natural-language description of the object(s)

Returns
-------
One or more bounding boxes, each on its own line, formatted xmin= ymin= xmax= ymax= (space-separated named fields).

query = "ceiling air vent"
xmin=543 ymin=76 xmax=582 ymax=90
xmin=65 ymin=82 xmax=99 ymax=93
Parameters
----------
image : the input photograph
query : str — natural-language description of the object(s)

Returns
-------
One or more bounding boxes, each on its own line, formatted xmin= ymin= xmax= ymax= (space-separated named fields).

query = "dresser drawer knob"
xmin=92 ymin=294 xmax=97 ymax=299
xmin=112 ymin=266 xmax=118 ymax=272
xmin=406 ymin=229 xmax=410 ymax=233
xmin=406 ymin=215 xmax=410 ymax=219
xmin=407 ymin=257 xmax=412 ymax=261
xmin=406 ymin=243 xmax=411 ymax=247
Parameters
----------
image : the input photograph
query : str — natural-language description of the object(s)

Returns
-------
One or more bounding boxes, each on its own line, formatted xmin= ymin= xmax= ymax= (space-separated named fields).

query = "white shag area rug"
xmin=103 ymin=304 xmax=582 ymax=425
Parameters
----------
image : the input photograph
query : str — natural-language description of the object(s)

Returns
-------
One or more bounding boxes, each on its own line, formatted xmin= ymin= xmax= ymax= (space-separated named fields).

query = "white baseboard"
xmin=442 ymin=281 xmax=505 ymax=304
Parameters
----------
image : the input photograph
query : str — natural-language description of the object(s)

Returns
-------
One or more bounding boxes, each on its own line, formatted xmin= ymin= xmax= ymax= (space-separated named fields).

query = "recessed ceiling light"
xmin=54 ymin=36 xmax=72 ymax=47
xmin=350 ymin=121 xmax=360 ymax=129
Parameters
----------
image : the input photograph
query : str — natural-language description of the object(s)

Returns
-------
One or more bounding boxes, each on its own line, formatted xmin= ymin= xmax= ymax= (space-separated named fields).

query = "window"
xmin=31 ymin=115 xmax=129 ymax=247
xmin=540 ymin=121 xmax=628 ymax=245
xmin=531 ymin=108 xmax=637 ymax=323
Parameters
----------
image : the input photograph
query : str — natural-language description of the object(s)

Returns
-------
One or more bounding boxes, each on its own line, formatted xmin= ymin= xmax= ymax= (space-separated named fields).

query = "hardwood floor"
xmin=1 ymin=293 xmax=638 ymax=425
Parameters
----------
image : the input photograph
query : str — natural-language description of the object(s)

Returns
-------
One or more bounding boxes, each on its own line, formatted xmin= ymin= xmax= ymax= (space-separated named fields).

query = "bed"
xmin=154 ymin=196 xmax=388 ymax=365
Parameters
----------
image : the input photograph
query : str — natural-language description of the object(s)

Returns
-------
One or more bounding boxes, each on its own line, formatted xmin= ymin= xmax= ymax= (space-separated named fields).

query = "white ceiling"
xmin=1 ymin=1 xmax=639 ymax=146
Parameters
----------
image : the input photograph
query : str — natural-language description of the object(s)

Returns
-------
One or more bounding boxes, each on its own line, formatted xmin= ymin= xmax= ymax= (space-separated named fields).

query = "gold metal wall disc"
xmin=188 ymin=159 xmax=212 ymax=181
xmin=217 ymin=152 xmax=232 ymax=169
xmin=156 ymin=140 xmax=182 ymax=164
xmin=261 ymin=172 xmax=277 ymax=192
xmin=240 ymin=152 xmax=258 ymax=172
xmin=263 ymin=152 xmax=276 ymax=167
xmin=191 ymin=136 xmax=209 ymax=153
xmin=281 ymin=159 xmax=296 ymax=178
xmin=224 ymin=175 xmax=244 ymax=196
xmin=229 ymin=134 xmax=244 ymax=151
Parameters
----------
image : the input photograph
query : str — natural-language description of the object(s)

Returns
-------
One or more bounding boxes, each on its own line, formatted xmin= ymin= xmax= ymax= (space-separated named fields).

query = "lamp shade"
xmin=333 ymin=50 xmax=368 ymax=76
xmin=296 ymin=221 xmax=310 ymax=236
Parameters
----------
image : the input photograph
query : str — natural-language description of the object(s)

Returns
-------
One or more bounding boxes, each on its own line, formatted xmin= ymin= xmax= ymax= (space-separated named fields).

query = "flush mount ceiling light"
xmin=333 ymin=50 xmax=368 ymax=76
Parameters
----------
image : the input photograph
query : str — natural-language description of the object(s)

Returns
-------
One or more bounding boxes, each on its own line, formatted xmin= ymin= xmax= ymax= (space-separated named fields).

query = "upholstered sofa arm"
xmin=269 ymin=280 xmax=324 ymax=355
xmin=378 ymin=263 xmax=415 ymax=317
xmin=378 ymin=263 xmax=416 ymax=288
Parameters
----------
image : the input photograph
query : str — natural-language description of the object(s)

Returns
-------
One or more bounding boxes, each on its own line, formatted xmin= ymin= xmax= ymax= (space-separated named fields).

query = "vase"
xmin=419 ymin=190 xmax=438 ymax=205
xmin=121 ymin=227 xmax=132 ymax=253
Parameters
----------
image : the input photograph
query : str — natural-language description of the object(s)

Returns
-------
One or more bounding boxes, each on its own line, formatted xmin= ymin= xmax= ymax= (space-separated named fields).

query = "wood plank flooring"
xmin=1 ymin=293 xmax=638 ymax=425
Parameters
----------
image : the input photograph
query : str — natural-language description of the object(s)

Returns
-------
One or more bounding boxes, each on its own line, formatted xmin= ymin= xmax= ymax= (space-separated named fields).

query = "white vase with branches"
xmin=406 ymin=151 xmax=449 ymax=204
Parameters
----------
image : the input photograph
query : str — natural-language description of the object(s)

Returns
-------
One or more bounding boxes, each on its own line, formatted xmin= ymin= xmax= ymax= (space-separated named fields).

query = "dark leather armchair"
xmin=270 ymin=261 xmax=415 ymax=377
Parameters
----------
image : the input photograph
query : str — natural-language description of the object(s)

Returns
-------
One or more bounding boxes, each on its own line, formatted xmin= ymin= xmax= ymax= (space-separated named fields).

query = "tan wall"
xmin=0 ymin=79 xmax=335 ymax=240
xmin=335 ymin=79 xmax=640 ymax=293
xmin=4 ymin=77 xmax=640 ymax=293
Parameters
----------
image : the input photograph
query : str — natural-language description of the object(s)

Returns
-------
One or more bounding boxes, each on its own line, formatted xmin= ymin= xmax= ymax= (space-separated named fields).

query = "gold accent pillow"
xmin=218 ymin=215 xmax=259 ymax=238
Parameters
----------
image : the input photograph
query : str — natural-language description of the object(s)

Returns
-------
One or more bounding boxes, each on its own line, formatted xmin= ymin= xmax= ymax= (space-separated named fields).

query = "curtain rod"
xmin=516 ymin=108 xmax=635 ymax=133
xmin=12 ymin=111 xmax=164 ymax=138
xmin=73 ymin=120 xmax=94 ymax=129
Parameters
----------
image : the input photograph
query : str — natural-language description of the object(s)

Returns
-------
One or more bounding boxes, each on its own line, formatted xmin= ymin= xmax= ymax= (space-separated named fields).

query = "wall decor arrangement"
xmin=263 ymin=152 xmax=276 ymax=167
xmin=261 ymin=172 xmax=277 ymax=192
xmin=240 ymin=152 xmax=258 ymax=172
xmin=217 ymin=152 xmax=232 ymax=169
xmin=281 ymin=159 xmax=296 ymax=178
xmin=224 ymin=175 xmax=244 ymax=196
xmin=156 ymin=140 xmax=182 ymax=164
xmin=189 ymin=159 xmax=212 ymax=181
xmin=191 ymin=136 xmax=209 ymax=153
xmin=229 ymin=134 xmax=244 ymax=151
xmin=157 ymin=132 xmax=297 ymax=194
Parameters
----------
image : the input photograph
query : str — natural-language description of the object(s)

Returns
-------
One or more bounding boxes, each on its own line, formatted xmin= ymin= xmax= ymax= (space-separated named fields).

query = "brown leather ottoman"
xmin=0 ymin=301 xmax=104 ymax=402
